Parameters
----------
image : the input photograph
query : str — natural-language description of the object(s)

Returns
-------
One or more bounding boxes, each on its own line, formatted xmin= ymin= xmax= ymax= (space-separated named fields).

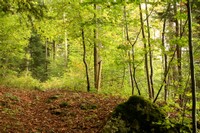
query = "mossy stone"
xmin=102 ymin=96 xmax=190 ymax=133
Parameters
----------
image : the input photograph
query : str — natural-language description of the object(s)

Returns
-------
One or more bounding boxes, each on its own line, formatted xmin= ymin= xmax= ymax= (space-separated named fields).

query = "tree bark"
xmin=173 ymin=0 xmax=183 ymax=105
xmin=162 ymin=3 xmax=171 ymax=101
xmin=45 ymin=38 xmax=49 ymax=78
xmin=145 ymin=0 xmax=154 ymax=98
xmin=81 ymin=28 xmax=90 ymax=92
xmin=123 ymin=5 xmax=135 ymax=95
xmin=162 ymin=15 xmax=168 ymax=102
xmin=187 ymin=1 xmax=197 ymax=132
xmin=52 ymin=40 xmax=56 ymax=61
xmin=97 ymin=60 xmax=102 ymax=91
xmin=63 ymin=13 xmax=68 ymax=69
xmin=139 ymin=3 xmax=152 ymax=99
xmin=128 ymin=51 xmax=135 ymax=95
xmin=94 ymin=3 xmax=100 ymax=90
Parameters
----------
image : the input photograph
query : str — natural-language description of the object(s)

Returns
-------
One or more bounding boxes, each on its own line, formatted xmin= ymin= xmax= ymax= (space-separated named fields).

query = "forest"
xmin=0 ymin=0 xmax=199 ymax=132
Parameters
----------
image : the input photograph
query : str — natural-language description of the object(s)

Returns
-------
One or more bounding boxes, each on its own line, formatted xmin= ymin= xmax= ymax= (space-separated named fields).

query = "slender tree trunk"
xmin=145 ymin=0 xmax=154 ymax=98
xmin=81 ymin=28 xmax=90 ymax=92
xmin=128 ymin=51 xmax=135 ymax=95
xmin=132 ymin=45 xmax=141 ymax=95
xmin=174 ymin=0 xmax=183 ymax=105
xmin=162 ymin=3 xmax=171 ymax=101
xmin=162 ymin=16 xmax=168 ymax=101
xmin=121 ymin=66 xmax=126 ymax=88
xmin=123 ymin=5 xmax=135 ymax=95
xmin=45 ymin=38 xmax=49 ymax=77
xmin=121 ymin=13 xmax=126 ymax=89
xmin=52 ymin=40 xmax=56 ymax=61
xmin=63 ymin=13 xmax=68 ymax=69
xmin=154 ymin=49 xmax=177 ymax=103
xmin=25 ymin=49 xmax=30 ymax=76
xmin=94 ymin=3 xmax=100 ymax=90
xmin=179 ymin=0 xmax=184 ymax=106
xmin=139 ymin=3 xmax=152 ymax=99
xmin=97 ymin=60 xmax=102 ymax=90
xmin=187 ymin=1 xmax=197 ymax=132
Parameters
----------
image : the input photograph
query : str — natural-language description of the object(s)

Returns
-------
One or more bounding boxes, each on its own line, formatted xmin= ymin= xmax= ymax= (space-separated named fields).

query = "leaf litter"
xmin=0 ymin=87 xmax=125 ymax=133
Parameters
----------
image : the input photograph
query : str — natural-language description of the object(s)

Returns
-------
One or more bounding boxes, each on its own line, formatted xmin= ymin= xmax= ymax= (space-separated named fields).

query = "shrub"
xmin=0 ymin=74 xmax=40 ymax=90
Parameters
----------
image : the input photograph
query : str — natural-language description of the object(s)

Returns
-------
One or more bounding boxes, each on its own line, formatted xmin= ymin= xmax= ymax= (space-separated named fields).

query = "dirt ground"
xmin=0 ymin=87 xmax=125 ymax=133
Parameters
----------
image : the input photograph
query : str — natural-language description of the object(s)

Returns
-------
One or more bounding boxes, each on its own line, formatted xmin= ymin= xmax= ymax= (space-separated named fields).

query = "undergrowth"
xmin=0 ymin=74 xmax=199 ymax=132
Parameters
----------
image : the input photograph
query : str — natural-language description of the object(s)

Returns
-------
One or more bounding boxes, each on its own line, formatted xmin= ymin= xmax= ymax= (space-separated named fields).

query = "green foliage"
xmin=0 ymin=14 xmax=31 ymax=77
xmin=0 ymin=0 xmax=46 ymax=19
xmin=41 ymin=77 xmax=68 ymax=90
xmin=40 ymin=75 xmax=86 ymax=91
xmin=28 ymin=30 xmax=47 ymax=81
xmin=0 ymin=1 xmax=199 ymax=131
xmin=102 ymin=115 xmax=130 ymax=133
xmin=80 ymin=103 xmax=97 ymax=110
xmin=0 ymin=74 xmax=40 ymax=90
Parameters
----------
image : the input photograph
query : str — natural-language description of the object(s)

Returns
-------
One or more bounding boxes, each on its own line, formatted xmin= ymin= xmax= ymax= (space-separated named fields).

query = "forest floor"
xmin=0 ymin=87 xmax=125 ymax=133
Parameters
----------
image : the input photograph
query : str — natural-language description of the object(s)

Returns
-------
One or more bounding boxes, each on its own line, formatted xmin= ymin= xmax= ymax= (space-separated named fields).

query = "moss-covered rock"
xmin=102 ymin=96 xmax=191 ymax=133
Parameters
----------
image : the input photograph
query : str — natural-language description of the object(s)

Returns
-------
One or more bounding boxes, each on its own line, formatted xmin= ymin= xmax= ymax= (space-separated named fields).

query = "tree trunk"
xmin=173 ymin=0 xmax=183 ymax=105
xmin=63 ymin=13 xmax=68 ymax=69
xmin=81 ymin=28 xmax=90 ymax=92
xmin=123 ymin=5 xmax=135 ymax=95
xmin=162 ymin=15 xmax=168 ymax=102
xmin=128 ymin=51 xmax=135 ymax=95
xmin=97 ymin=60 xmax=102 ymax=91
xmin=94 ymin=3 xmax=100 ymax=90
xmin=45 ymin=38 xmax=49 ymax=78
xmin=162 ymin=3 xmax=171 ymax=101
xmin=187 ymin=1 xmax=197 ymax=132
xmin=52 ymin=40 xmax=56 ymax=61
xmin=139 ymin=3 xmax=152 ymax=99
xmin=145 ymin=0 xmax=154 ymax=98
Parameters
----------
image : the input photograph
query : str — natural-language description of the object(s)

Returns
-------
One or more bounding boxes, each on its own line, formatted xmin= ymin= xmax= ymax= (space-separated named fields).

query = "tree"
xmin=187 ymin=0 xmax=197 ymax=132
xmin=161 ymin=3 xmax=171 ymax=101
xmin=93 ymin=2 xmax=102 ymax=91
xmin=29 ymin=30 xmax=48 ymax=81
xmin=81 ymin=27 xmax=90 ymax=92
xmin=145 ymin=0 xmax=154 ymax=99
xmin=139 ymin=2 xmax=152 ymax=99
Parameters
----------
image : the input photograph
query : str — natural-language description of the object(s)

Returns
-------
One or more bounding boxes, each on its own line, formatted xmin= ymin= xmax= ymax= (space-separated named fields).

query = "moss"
xmin=80 ymin=103 xmax=97 ymax=110
xmin=102 ymin=96 xmax=191 ymax=133
xmin=113 ymin=96 xmax=165 ymax=132
xmin=59 ymin=102 xmax=68 ymax=108
xmin=46 ymin=95 xmax=60 ymax=103
xmin=102 ymin=115 xmax=130 ymax=133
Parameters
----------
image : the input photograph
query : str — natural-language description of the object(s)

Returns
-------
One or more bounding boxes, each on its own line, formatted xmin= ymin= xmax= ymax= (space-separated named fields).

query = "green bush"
xmin=40 ymin=75 xmax=87 ymax=91
xmin=41 ymin=77 xmax=68 ymax=90
xmin=0 ymin=74 xmax=40 ymax=90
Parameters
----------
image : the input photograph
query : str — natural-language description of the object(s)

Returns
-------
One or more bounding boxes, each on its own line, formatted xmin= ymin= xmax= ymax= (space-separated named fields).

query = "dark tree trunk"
xmin=187 ymin=1 xmax=197 ymax=132
xmin=81 ymin=28 xmax=90 ymax=92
